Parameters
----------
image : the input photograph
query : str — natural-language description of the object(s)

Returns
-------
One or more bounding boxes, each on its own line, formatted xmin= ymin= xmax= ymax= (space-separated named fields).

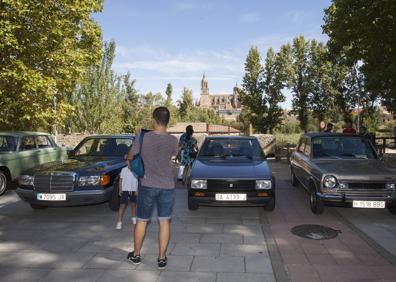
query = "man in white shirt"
xmin=116 ymin=161 xmax=138 ymax=229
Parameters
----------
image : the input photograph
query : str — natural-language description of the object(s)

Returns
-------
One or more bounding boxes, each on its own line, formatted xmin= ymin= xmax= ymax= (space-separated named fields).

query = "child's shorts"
xmin=120 ymin=191 xmax=137 ymax=205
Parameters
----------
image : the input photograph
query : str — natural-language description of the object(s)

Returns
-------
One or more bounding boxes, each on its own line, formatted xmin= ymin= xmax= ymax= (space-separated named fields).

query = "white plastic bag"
xmin=177 ymin=165 xmax=185 ymax=180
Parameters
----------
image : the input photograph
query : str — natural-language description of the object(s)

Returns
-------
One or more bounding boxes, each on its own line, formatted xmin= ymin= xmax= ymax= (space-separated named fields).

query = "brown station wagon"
xmin=290 ymin=133 xmax=396 ymax=214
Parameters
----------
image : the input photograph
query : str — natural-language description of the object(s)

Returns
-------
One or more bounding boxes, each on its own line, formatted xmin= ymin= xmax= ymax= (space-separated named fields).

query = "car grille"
xmin=34 ymin=173 xmax=75 ymax=192
xmin=207 ymin=180 xmax=256 ymax=192
xmin=347 ymin=183 xmax=386 ymax=190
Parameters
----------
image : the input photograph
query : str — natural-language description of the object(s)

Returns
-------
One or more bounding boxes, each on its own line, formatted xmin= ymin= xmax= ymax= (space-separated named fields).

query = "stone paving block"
xmin=200 ymin=233 xmax=243 ymax=244
xmin=242 ymin=218 xmax=260 ymax=225
xmin=0 ymin=240 xmax=39 ymax=253
xmin=185 ymin=223 xmax=223 ymax=233
xmin=217 ymin=272 xmax=276 ymax=282
xmin=169 ymin=232 xmax=201 ymax=244
xmin=171 ymin=243 xmax=220 ymax=256
xmin=245 ymin=255 xmax=273 ymax=273
xmin=221 ymin=244 xmax=268 ymax=257
xmin=97 ymin=270 xmax=160 ymax=282
xmin=43 ymin=269 xmax=105 ymax=282
xmin=223 ymin=224 xmax=263 ymax=237
xmin=191 ymin=256 xmax=244 ymax=272
xmin=173 ymin=216 xmax=206 ymax=224
xmin=83 ymin=253 xmax=137 ymax=270
xmin=0 ymin=268 xmax=50 ymax=282
xmin=136 ymin=255 xmax=193 ymax=272
xmin=243 ymin=234 xmax=266 ymax=245
xmin=206 ymin=217 xmax=242 ymax=224
xmin=37 ymin=238 xmax=89 ymax=253
xmin=157 ymin=271 xmax=216 ymax=282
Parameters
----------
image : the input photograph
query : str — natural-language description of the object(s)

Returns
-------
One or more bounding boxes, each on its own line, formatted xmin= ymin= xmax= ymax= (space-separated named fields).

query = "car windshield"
xmin=199 ymin=138 xmax=265 ymax=160
xmin=73 ymin=137 xmax=133 ymax=157
xmin=0 ymin=136 xmax=17 ymax=152
xmin=312 ymin=136 xmax=377 ymax=159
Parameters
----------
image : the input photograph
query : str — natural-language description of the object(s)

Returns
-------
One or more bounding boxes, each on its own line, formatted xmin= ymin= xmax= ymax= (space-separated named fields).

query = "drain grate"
xmin=290 ymin=224 xmax=341 ymax=240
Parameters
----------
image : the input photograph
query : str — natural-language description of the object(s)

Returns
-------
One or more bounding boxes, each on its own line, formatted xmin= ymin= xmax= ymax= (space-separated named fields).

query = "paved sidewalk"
xmin=0 ymin=186 xmax=275 ymax=282
xmin=267 ymin=160 xmax=396 ymax=282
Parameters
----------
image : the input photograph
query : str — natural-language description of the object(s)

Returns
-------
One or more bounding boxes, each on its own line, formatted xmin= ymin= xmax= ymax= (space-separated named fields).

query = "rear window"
xmin=0 ymin=136 xmax=17 ymax=152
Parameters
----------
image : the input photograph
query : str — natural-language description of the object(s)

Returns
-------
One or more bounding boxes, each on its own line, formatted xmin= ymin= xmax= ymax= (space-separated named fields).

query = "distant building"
xmin=198 ymin=74 xmax=242 ymax=121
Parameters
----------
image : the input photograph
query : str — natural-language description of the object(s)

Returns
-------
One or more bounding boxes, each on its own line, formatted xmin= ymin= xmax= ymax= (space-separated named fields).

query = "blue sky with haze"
xmin=94 ymin=0 xmax=331 ymax=109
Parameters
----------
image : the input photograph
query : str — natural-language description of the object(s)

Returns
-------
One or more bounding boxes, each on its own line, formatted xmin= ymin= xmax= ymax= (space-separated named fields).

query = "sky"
xmin=93 ymin=0 xmax=331 ymax=109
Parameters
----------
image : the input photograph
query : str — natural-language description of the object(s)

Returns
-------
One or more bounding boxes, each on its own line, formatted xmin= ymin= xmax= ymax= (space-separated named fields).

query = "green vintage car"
xmin=0 ymin=132 xmax=68 ymax=196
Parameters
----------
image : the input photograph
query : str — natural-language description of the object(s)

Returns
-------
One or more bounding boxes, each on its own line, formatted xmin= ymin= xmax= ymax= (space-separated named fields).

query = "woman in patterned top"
xmin=180 ymin=125 xmax=198 ymax=181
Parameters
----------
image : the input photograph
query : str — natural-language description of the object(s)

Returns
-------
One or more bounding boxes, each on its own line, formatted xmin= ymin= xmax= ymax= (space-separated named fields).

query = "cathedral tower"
xmin=200 ymin=74 xmax=211 ymax=108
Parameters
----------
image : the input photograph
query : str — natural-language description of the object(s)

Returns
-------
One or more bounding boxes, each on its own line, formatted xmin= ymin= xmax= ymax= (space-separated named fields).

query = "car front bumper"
xmin=188 ymin=190 xmax=274 ymax=207
xmin=16 ymin=187 xmax=114 ymax=207
xmin=316 ymin=191 xmax=396 ymax=205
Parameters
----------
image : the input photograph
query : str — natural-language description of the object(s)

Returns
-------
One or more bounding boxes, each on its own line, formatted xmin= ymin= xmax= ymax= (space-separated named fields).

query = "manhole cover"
xmin=290 ymin=224 xmax=341 ymax=240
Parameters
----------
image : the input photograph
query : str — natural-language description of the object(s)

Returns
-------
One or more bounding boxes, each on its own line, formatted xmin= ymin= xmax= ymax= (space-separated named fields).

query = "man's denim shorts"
xmin=120 ymin=191 xmax=137 ymax=205
xmin=137 ymin=186 xmax=175 ymax=221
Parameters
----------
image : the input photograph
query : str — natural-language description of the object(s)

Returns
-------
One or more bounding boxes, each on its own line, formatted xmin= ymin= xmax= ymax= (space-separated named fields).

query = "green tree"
xmin=323 ymin=0 xmax=396 ymax=114
xmin=0 ymin=0 xmax=103 ymax=130
xmin=165 ymin=83 xmax=173 ymax=108
xmin=121 ymin=72 xmax=139 ymax=133
xmin=287 ymin=37 xmax=311 ymax=132
xmin=308 ymin=40 xmax=336 ymax=129
xmin=263 ymin=47 xmax=289 ymax=133
xmin=240 ymin=46 xmax=268 ymax=133
xmin=178 ymin=87 xmax=194 ymax=119
xmin=70 ymin=41 xmax=121 ymax=134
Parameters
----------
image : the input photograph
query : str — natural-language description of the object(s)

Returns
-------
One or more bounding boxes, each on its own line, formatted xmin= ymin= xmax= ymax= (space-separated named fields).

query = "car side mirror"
xmin=67 ymin=150 xmax=74 ymax=157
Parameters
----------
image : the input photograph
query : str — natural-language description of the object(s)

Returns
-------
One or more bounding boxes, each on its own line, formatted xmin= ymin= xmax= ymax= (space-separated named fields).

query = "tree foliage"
xmin=0 ymin=0 xmax=103 ymax=130
xmin=323 ymin=0 xmax=396 ymax=114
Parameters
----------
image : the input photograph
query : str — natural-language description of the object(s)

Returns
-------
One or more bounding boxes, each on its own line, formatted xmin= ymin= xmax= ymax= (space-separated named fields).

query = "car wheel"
xmin=388 ymin=205 xmax=396 ymax=215
xmin=264 ymin=197 xmax=275 ymax=211
xmin=0 ymin=171 xmax=7 ymax=196
xmin=108 ymin=187 xmax=120 ymax=211
xmin=291 ymin=169 xmax=299 ymax=187
xmin=310 ymin=186 xmax=324 ymax=214
xmin=30 ymin=204 xmax=46 ymax=210
xmin=188 ymin=197 xmax=198 ymax=210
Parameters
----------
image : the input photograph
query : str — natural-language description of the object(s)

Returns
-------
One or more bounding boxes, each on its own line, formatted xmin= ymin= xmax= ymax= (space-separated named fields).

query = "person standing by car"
xmin=324 ymin=122 xmax=334 ymax=132
xmin=359 ymin=126 xmax=376 ymax=144
xmin=127 ymin=106 xmax=178 ymax=270
xmin=179 ymin=125 xmax=198 ymax=182
xmin=116 ymin=156 xmax=138 ymax=230
xmin=343 ymin=120 xmax=357 ymax=134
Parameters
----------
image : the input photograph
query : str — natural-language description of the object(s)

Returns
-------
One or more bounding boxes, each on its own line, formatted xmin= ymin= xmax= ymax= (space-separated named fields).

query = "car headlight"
xmin=78 ymin=176 xmax=101 ymax=186
xmin=191 ymin=180 xmax=207 ymax=189
xmin=256 ymin=180 xmax=272 ymax=190
xmin=19 ymin=175 xmax=34 ymax=186
xmin=323 ymin=175 xmax=337 ymax=189
xmin=386 ymin=183 xmax=396 ymax=190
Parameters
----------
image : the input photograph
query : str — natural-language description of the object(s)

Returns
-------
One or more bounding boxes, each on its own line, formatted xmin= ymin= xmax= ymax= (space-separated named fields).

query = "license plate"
xmin=352 ymin=200 xmax=385 ymax=209
xmin=215 ymin=193 xmax=246 ymax=201
xmin=36 ymin=193 xmax=66 ymax=201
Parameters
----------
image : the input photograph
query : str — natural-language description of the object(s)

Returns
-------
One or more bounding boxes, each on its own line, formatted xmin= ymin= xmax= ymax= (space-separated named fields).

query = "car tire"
xmin=291 ymin=169 xmax=299 ymax=187
xmin=310 ymin=185 xmax=324 ymax=214
xmin=30 ymin=204 xmax=46 ymax=209
xmin=388 ymin=206 xmax=396 ymax=215
xmin=188 ymin=197 xmax=198 ymax=210
xmin=109 ymin=186 xmax=120 ymax=211
xmin=264 ymin=197 xmax=275 ymax=211
xmin=0 ymin=171 xmax=8 ymax=196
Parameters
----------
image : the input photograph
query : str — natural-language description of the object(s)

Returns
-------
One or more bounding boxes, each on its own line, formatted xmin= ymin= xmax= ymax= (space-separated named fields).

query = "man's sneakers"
xmin=127 ymin=251 xmax=141 ymax=265
xmin=116 ymin=221 xmax=122 ymax=230
xmin=127 ymin=251 xmax=168 ymax=269
xmin=157 ymin=256 xmax=167 ymax=269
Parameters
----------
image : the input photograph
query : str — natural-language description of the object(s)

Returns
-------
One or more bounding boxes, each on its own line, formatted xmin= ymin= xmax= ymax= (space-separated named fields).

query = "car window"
xmin=0 ymin=136 xmax=17 ymax=152
xmin=297 ymin=138 xmax=306 ymax=153
xmin=303 ymin=138 xmax=311 ymax=157
xmin=36 ymin=136 xmax=52 ymax=148
xmin=73 ymin=137 xmax=133 ymax=157
xmin=199 ymin=138 xmax=265 ymax=159
xmin=20 ymin=136 xmax=37 ymax=151
xmin=312 ymin=136 xmax=376 ymax=159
